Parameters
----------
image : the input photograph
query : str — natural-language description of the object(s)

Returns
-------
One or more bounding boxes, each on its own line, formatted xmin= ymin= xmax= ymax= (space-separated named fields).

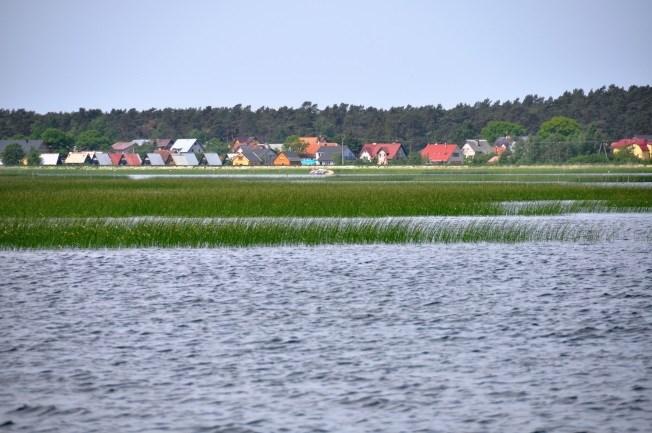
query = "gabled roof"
xmin=109 ymin=153 xmax=124 ymax=166
xmin=95 ymin=152 xmax=113 ymax=166
xmin=65 ymin=151 xmax=94 ymax=164
xmin=495 ymin=137 xmax=516 ymax=147
xmin=237 ymin=145 xmax=276 ymax=165
xmin=155 ymin=138 xmax=173 ymax=148
xmin=157 ymin=149 xmax=172 ymax=163
xmin=202 ymin=153 xmax=222 ymax=166
xmin=146 ymin=153 xmax=166 ymax=166
xmin=464 ymin=139 xmax=493 ymax=154
xmin=300 ymin=136 xmax=333 ymax=156
xmin=171 ymin=153 xmax=199 ymax=166
xmin=275 ymin=151 xmax=302 ymax=162
xmin=420 ymin=144 xmax=460 ymax=162
xmin=124 ymin=153 xmax=142 ymax=166
xmin=0 ymin=139 xmax=46 ymax=153
xmin=40 ymin=153 xmax=61 ymax=166
xmin=316 ymin=145 xmax=356 ymax=161
xmin=171 ymin=139 xmax=200 ymax=153
xmin=359 ymin=142 xmax=404 ymax=159
xmin=611 ymin=138 xmax=648 ymax=151
xmin=111 ymin=141 xmax=135 ymax=151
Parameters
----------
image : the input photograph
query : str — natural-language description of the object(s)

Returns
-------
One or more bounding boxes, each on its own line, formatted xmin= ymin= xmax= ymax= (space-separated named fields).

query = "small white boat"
xmin=309 ymin=168 xmax=334 ymax=176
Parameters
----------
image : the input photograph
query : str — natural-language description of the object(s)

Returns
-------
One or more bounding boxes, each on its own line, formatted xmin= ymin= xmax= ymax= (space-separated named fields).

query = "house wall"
xmin=613 ymin=145 xmax=649 ymax=160
xmin=274 ymin=154 xmax=290 ymax=166
xmin=461 ymin=144 xmax=476 ymax=158
xmin=359 ymin=151 xmax=372 ymax=161
xmin=232 ymin=155 xmax=250 ymax=166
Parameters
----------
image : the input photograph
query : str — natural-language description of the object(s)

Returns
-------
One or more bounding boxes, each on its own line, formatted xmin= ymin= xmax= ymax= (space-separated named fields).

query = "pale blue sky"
xmin=1 ymin=0 xmax=650 ymax=113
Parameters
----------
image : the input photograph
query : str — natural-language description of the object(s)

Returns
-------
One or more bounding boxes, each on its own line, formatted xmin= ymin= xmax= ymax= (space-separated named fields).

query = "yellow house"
xmin=230 ymin=151 xmax=251 ymax=166
xmin=611 ymin=139 xmax=650 ymax=160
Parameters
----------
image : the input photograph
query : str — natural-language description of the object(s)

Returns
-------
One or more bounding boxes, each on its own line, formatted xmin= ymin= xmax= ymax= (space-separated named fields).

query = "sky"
xmin=0 ymin=0 xmax=650 ymax=113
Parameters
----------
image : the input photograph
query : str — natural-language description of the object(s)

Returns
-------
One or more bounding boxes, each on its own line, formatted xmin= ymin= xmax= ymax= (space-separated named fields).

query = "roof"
xmin=40 ymin=153 xmax=60 ymax=165
xmin=124 ymin=153 xmax=142 ymax=166
xmin=267 ymin=143 xmax=285 ymax=152
xmin=300 ymin=137 xmax=336 ymax=156
xmin=611 ymin=138 xmax=648 ymax=151
xmin=237 ymin=145 xmax=276 ymax=165
xmin=171 ymin=139 xmax=200 ymax=153
xmin=95 ymin=152 xmax=113 ymax=166
xmin=157 ymin=149 xmax=172 ymax=163
xmin=359 ymin=142 xmax=404 ymax=159
xmin=316 ymin=145 xmax=355 ymax=161
xmin=203 ymin=153 xmax=222 ymax=166
xmin=111 ymin=141 xmax=135 ymax=151
xmin=420 ymin=144 xmax=460 ymax=162
xmin=495 ymin=137 xmax=516 ymax=147
xmin=109 ymin=153 xmax=124 ymax=165
xmin=171 ymin=153 xmax=199 ymax=166
xmin=65 ymin=152 xmax=94 ymax=164
xmin=276 ymin=151 xmax=302 ymax=162
xmin=155 ymin=138 xmax=173 ymax=148
xmin=146 ymin=153 xmax=166 ymax=166
xmin=464 ymin=139 xmax=493 ymax=154
xmin=0 ymin=139 xmax=46 ymax=154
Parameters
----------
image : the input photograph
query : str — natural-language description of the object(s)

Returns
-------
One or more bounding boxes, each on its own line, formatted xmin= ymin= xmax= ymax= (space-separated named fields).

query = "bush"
xmin=1 ymin=143 xmax=25 ymax=165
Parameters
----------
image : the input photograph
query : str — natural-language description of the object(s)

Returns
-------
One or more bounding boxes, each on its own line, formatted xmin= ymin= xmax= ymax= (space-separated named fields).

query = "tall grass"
xmin=0 ymin=177 xmax=650 ymax=218
xmin=0 ymin=217 xmax=611 ymax=249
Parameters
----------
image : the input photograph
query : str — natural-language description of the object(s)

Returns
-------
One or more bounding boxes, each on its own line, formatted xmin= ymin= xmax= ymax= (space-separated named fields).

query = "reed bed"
xmin=0 ymin=217 xmax=613 ymax=249
xmin=0 ymin=177 xmax=650 ymax=218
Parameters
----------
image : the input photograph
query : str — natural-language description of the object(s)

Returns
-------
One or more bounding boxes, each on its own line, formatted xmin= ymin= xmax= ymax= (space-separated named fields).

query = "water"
xmin=1 ymin=241 xmax=651 ymax=432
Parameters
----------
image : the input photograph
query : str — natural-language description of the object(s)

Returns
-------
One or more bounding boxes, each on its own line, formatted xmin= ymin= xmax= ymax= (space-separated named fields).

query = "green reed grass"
xmin=0 ymin=177 xmax=650 ymax=218
xmin=0 ymin=217 xmax=611 ymax=249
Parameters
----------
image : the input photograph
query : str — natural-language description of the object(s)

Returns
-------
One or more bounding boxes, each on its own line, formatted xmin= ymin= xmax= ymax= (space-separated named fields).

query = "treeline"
xmin=1 ymin=85 xmax=650 ymax=157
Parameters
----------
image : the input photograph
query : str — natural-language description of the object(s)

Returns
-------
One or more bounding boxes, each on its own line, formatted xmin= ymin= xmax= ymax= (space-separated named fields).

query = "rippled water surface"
xmin=1 ymin=241 xmax=651 ymax=433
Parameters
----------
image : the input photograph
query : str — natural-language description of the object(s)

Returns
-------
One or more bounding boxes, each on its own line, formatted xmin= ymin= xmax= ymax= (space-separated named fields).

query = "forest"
xmin=1 ymin=85 xmax=650 ymax=163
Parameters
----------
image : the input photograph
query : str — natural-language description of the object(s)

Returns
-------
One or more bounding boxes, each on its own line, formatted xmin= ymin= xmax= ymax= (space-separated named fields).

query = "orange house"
xmin=273 ymin=151 xmax=302 ymax=166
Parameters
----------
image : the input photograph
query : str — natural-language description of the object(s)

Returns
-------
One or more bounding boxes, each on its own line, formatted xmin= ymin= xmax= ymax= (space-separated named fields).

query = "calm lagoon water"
xmin=1 ymin=239 xmax=651 ymax=432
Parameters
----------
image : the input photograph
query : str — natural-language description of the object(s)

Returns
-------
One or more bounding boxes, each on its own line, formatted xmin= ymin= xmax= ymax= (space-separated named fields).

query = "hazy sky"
xmin=1 ymin=0 xmax=650 ymax=113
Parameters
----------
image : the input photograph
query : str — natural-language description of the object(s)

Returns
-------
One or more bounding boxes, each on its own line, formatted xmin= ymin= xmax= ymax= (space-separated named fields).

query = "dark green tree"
xmin=27 ymin=149 xmax=41 ymax=166
xmin=41 ymin=128 xmax=73 ymax=153
xmin=1 ymin=143 xmax=25 ymax=165
xmin=76 ymin=129 xmax=110 ymax=150
xmin=480 ymin=120 xmax=526 ymax=143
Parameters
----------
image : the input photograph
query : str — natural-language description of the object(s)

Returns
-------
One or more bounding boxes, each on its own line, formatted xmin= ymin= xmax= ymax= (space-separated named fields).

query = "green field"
xmin=1 ymin=166 xmax=650 ymax=248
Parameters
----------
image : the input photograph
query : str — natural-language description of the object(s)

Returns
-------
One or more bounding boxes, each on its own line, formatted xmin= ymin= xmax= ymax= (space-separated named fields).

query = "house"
xmin=111 ymin=141 xmax=136 ymax=153
xmin=154 ymin=138 xmax=173 ymax=150
xmin=109 ymin=153 xmax=125 ymax=166
xmin=171 ymin=138 xmax=204 ymax=155
xmin=299 ymin=136 xmax=341 ymax=157
xmin=0 ymin=139 xmax=48 ymax=155
xmin=230 ymin=145 xmax=275 ymax=166
xmin=124 ymin=153 xmax=142 ymax=166
xmin=273 ymin=151 xmax=302 ymax=166
xmin=230 ymin=136 xmax=261 ymax=151
xmin=461 ymin=139 xmax=494 ymax=159
xmin=201 ymin=153 xmax=223 ymax=166
xmin=95 ymin=152 xmax=113 ymax=166
xmin=144 ymin=153 xmax=166 ymax=166
xmin=610 ymin=138 xmax=650 ymax=160
xmin=65 ymin=151 xmax=96 ymax=165
xmin=39 ymin=153 xmax=62 ymax=166
xmin=315 ymin=145 xmax=356 ymax=165
xmin=171 ymin=153 xmax=199 ymax=166
xmin=419 ymin=143 xmax=464 ymax=164
xmin=359 ymin=142 xmax=407 ymax=165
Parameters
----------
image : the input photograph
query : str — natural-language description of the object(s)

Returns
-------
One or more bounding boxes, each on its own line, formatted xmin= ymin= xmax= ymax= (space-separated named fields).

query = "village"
xmin=1 ymin=134 xmax=650 ymax=168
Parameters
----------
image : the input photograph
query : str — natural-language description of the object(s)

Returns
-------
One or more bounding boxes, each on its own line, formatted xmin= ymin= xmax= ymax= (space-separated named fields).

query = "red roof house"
xmin=124 ymin=153 xmax=142 ymax=166
xmin=111 ymin=141 xmax=135 ymax=152
xmin=419 ymin=143 xmax=463 ymax=164
xmin=359 ymin=142 xmax=406 ymax=165
xmin=610 ymin=138 xmax=650 ymax=160
xmin=109 ymin=153 xmax=124 ymax=166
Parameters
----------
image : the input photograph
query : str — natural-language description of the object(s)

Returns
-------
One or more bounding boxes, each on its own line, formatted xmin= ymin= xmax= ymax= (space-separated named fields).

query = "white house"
xmin=170 ymin=139 xmax=204 ymax=155
xmin=461 ymin=139 xmax=494 ymax=159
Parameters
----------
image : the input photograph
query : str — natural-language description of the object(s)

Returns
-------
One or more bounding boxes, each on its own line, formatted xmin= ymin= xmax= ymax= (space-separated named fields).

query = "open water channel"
xmin=1 ymin=218 xmax=651 ymax=432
